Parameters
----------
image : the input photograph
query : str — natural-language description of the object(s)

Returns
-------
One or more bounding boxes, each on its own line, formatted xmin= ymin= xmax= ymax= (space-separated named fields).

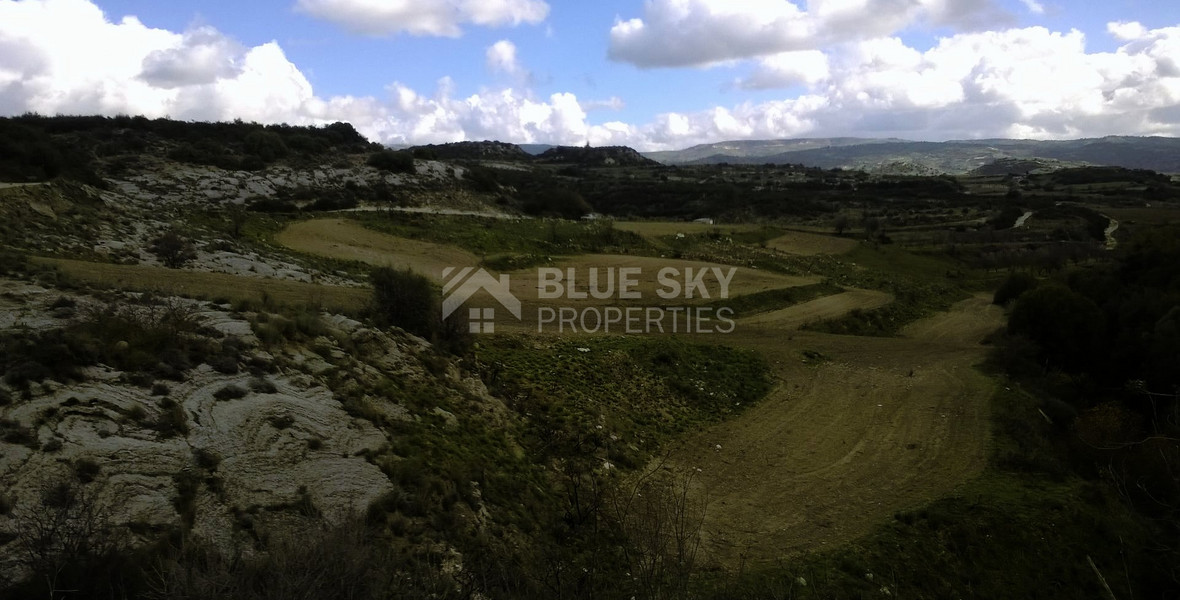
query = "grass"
xmin=800 ymin=244 xmax=973 ymax=336
xmin=33 ymin=257 xmax=368 ymax=314
xmin=352 ymin=212 xmax=653 ymax=257
xmin=706 ymin=281 xmax=844 ymax=317
xmin=479 ymin=335 xmax=771 ymax=468
xmin=693 ymin=386 xmax=1170 ymax=599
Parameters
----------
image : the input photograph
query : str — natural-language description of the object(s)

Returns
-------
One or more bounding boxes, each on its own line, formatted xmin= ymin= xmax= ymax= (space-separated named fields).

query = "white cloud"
xmin=2 ymin=0 xmax=1179 ymax=156
xmin=140 ymin=26 xmax=244 ymax=89
xmin=608 ymin=0 xmax=1013 ymax=68
xmin=624 ymin=24 xmax=1180 ymax=149
xmin=1018 ymin=0 xmax=1045 ymax=15
xmin=739 ymin=50 xmax=831 ymax=88
xmin=486 ymin=40 xmax=521 ymax=75
xmin=1108 ymin=21 xmax=1148 ymax=41
xmin=293 ymin=0 xmax=549 ymax=37
xmin=580 ymin=96 xmax=626 ymax=112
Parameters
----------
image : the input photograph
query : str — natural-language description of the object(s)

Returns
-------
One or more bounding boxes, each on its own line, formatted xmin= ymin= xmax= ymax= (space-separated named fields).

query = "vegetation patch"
xmin=480 ymin=335 xmax=770 ymax=467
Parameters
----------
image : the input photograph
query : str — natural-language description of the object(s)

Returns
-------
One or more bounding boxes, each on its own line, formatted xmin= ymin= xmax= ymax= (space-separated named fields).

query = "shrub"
xmin=213 ymin=384 xmax=247 ymax=401
xmin=993 ymin=272 xmax=1038 ymax=305
xmin=208 ymin=354 xmax=240 ymax=375
xmin=149 ymin=229 xmax=197 ymax=268
xmin=153 ymin=401 xmax=189 ymax=438
xmin=1009 ymin=284 xmax=1106 ymax=373
xmin=124 ymin=403 xmax=147 ymax=423
xmin=521 ymin=188 xmax=593 ymax=219
xmin=248 ymin=376 xmax=277 ymax=394
xmin=369 ymin=267 xmax=438 ymax=340
xmin=194 ymin=448 xmax=221 ymax=471
xmin=74 ymin=458 xmax=101 ymax=483
xmin=243 ymin=130 xmax=289 ymax=162
xmin=366 ymin=149 xmax=415 ymax=173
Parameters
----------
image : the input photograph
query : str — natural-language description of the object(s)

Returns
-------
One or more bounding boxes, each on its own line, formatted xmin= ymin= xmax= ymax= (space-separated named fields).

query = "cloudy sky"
xmin=1 ymin=0 xmax=1179 ymax=150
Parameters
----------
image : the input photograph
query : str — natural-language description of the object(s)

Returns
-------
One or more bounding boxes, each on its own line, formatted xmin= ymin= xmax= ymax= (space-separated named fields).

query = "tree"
xmin=992 ymin=271 xmax=1038 ymax=305
xmin=833 ymin=213 xmax=851 ymax=236
xmin=149 ymin=229 xmax=196 ymax=268
xmin=370 ymin=267 xmax=437 ymax=340
xmin=369 ymin=267 xmax=471 ymax=353
xmin=522 ymin=189 xmax=593 ymax=219
xmin=1008 ymin=283 xmax=1105 ymax=373
xmin=243 ymin=130 xmax=288 ymax=163
xmin=863 ymin=215 xmax=882 ymax=239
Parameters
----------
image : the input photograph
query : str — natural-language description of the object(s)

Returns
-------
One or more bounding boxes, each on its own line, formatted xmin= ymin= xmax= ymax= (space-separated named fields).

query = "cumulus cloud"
xmin=293 ymin=0 xmax=549 ymax=37
xmin=608 ymin=0 xmax=1013 ymax=68
xmin=486 ymin=40 xmax=522 ymax=75
xmin=739 ymin=50 xmax=831 ymax=89
xmin=0 ymin=0 xmax=319 ymax=123
xmin=140 ymin=26 xmax=244 ymax=89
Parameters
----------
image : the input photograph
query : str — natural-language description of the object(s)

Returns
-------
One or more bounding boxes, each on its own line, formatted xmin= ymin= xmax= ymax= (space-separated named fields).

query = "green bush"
xmin=243 ymin=130 xmax=289 ymax=163
xmin=153 ymin=400 xmax=189 ymax=438
xmin=366 ymin=149 xmax=414 ymax=173
xmin=368 ymin=267 xmax=437 ymax=341
xmin=74 ymin=458 xmax=101 ymax=483
xmin=1008 ymin=283 xmax=1105 ymax=372
xmin=369 ymin=266 xmax=472 ymax=354
xmin=993 ymin=271 xmax=1038 ymax=305
xmin=213 ymin=384 xmax=248 ymax=401
xmin=149 ymin=229 xmax=197 ymax=268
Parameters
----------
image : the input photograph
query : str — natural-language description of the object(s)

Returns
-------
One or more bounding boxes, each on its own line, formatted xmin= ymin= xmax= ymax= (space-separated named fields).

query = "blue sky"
xmin=2 ymin=0 xmax=1179 ymax=149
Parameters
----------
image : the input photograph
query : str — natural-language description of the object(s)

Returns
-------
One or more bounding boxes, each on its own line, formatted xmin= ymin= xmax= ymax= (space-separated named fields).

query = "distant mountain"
xmin=644 ymin=138 xmax=902 ymax=165
xmin=645 ymin=136 xmax=1180 ymax=174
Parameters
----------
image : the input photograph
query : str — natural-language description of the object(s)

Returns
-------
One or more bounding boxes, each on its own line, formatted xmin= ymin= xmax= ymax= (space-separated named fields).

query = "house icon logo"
xmin=441 ymin=267 xmax=522 ymax=334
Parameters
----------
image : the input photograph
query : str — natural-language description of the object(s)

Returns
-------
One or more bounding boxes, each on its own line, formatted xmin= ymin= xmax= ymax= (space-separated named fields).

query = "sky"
xmin=1 ymin=0 xmax=1179 ymax=150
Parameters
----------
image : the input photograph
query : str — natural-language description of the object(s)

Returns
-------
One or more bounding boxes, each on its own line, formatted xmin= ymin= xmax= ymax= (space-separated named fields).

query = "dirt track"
xmin=674 ymin=295 xmax=1002 ymax=566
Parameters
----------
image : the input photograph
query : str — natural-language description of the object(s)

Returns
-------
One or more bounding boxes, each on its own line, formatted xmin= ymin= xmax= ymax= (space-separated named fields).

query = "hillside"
xmin=647 ymin=135 xmax=1180 ymax=174
xmin=407 ymin=140 xmax=533 ymax=161
xmin=535 ymin=144 xmax=660 ymax=166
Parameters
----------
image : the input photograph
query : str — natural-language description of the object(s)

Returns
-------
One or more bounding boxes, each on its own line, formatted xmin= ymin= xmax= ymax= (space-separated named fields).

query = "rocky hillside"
xmin=408 ymin=140 xmax=533 ymax=161
xmin=536 ymin=144 xmax=660 ymax=166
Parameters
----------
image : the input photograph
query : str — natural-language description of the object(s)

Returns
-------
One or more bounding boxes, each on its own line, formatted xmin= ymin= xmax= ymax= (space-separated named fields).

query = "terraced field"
xmin=273 ymin=217 xmax=1001 ymax=566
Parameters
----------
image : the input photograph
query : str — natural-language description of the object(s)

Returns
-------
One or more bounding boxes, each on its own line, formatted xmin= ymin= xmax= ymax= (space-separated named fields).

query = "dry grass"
xmin=35 ymin=257 xmax=369 ymax=313
xmin=767 ymin=230 xmax=860 ymax=255
xmin=614 ymin=221 xmax=762 ymax=237
xmin=276 ymin=218 xmax=478 ymax=281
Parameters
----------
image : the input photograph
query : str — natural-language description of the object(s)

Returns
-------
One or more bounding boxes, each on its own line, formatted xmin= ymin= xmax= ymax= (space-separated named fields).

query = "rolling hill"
xmin=644 ymin=135 xmax=1180 ymax=174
